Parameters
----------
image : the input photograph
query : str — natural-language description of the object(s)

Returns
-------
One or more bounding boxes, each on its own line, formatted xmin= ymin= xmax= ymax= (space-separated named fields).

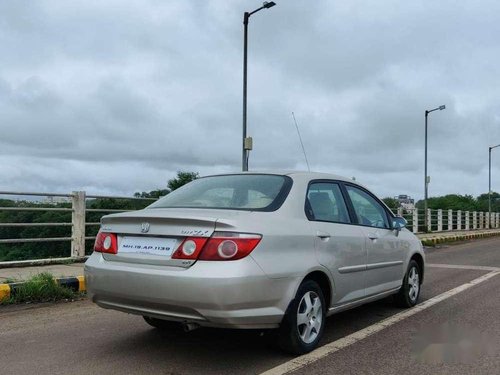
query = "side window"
xmin=345 ymin=186 xmax=389 ymax=229
xmin=306 ymin=182 xmax=350 ymax=224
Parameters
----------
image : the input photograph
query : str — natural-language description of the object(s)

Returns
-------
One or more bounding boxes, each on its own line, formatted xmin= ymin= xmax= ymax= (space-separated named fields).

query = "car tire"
xmin=278 ymin=280 xmax=326 ymax=355
xmin=143 ymin=316 xmax=183 ymax=331
xmin=394 ymin=259 xmax=421 ymax=308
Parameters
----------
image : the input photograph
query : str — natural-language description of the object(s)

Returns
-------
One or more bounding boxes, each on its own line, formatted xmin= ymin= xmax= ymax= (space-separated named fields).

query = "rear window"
xmin=148 ymin=174 xmax=293 ymax=211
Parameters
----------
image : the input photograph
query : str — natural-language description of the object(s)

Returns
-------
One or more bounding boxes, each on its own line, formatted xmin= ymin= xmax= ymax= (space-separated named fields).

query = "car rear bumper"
xmin=84 ymin=252 xmax=298 ymax=329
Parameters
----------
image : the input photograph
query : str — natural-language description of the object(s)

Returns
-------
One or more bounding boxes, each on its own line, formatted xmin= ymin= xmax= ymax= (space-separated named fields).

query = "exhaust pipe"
xmin=182 ymin=322 xmax=200 ymax=332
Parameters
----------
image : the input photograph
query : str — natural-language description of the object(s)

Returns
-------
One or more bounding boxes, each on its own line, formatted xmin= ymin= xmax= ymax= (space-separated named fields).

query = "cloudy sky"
xmin=1 ymin=0 xmax=499 ymax=199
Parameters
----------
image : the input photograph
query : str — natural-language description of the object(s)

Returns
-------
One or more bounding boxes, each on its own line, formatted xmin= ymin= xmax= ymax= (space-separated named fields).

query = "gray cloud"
xmin=1 ymin=0 xmax=500 ymax=200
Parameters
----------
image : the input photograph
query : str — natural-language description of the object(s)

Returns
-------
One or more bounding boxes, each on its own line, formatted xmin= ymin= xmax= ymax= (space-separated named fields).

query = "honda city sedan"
xmin=85 ymin=172 xmax=424 ymax=354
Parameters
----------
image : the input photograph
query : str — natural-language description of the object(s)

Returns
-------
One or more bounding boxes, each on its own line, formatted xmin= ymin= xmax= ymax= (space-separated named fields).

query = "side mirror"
xmin=392 ymin=216 xmax=407 ymax=234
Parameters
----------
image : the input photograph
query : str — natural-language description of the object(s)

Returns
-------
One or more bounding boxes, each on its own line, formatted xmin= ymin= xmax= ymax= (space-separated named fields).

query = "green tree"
xmin=133 ymin=189 xmax=169 ymax=199
xmin=0 ymin=200 xmax=72 ymax=261
xmin=167 ymin=171 xmax=199 ymax=191
xmin=133 ymin=171 xmax=199 ymax=198
xmin=415 ymin=194 xmax=477 ymax=211
xmin=476 ymin=192 xmax=500 ymax=212
xmin=382 ymin=197 xmax=401 ymax=209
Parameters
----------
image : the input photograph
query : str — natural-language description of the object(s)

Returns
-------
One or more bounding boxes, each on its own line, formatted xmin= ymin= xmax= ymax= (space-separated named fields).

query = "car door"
xmin=306 ymin=181 xmax=367 ymax=306
xmin=344 ymin=184 xmax=404 ymax=296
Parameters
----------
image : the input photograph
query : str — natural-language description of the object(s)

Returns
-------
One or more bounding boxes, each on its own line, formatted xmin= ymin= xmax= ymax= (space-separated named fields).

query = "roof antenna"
xmin=291 ymin=112 xmax=311 ymax=172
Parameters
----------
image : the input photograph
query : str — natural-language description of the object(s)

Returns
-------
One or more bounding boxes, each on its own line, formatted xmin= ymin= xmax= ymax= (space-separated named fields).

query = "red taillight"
xmin=172 ymin=232 xmax=261 ymax=261
xmin=94 ymin=231 xmax=118 ymax=254
xmin=199 ymin=232 xmax=262 ymax=261
xmin=171 ymin=237 xmax=209 ymax=259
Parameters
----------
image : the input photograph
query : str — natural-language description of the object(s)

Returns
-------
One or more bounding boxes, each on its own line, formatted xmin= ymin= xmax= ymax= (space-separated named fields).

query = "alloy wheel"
xmin=296 ymin=291 xmax=323 ymax=344
xmin=408 ymin=266 xmax=420 ymax=302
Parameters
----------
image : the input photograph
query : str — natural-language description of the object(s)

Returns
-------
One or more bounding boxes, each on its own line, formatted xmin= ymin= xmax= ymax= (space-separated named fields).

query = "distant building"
xmin=394 ymin=194 xmax=415 ymax=210
xmin=42 ymin=196 xmax=70 ymax=205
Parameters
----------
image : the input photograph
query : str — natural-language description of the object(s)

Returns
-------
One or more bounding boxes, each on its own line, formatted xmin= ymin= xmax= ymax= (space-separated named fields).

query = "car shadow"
xmin=100 ymin=296 xmax=406 ymax=374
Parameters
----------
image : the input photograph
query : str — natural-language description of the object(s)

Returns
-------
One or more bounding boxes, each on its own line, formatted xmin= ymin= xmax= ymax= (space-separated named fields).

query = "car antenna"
xmin=291 ymin=112 xmax=311 ymax=172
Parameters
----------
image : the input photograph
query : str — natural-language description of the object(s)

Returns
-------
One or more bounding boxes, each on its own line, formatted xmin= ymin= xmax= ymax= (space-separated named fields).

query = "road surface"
xmin=1 ymin=237 xmax=499 ymax=375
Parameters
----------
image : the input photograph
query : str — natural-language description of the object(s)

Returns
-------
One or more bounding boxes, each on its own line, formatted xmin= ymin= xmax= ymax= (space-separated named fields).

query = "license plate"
xmin=118 ymin=236 xmax=178 ymax=256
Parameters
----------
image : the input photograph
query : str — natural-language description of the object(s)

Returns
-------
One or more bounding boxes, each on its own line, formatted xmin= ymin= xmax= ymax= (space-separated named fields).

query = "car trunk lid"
xmin=100 ymin=209 xmax=218 ymax=268
xmin=99 ymin=208 xmax=244 ymax=268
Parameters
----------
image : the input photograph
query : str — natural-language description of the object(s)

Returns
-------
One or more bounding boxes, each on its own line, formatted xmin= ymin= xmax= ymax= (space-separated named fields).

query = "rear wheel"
xmin=394 ymin=260 xmax=421 ymax=307
xmin=143 ymin=316 xmax=183 ymax=331
xmin=278 ymin=280 xmax=326 ymax=355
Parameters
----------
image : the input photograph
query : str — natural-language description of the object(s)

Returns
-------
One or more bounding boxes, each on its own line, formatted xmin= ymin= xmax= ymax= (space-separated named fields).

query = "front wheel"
xmin=278 ymin=280 xmax=326 ymax=355
xmin=394 ymin=260 xmax=421 ymax=307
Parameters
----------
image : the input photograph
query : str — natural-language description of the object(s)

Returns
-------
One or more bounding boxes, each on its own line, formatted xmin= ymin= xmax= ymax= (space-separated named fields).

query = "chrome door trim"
xmin=338 ymin=264 xmax=367 ymax=274
xmin=366 ymin=260 xmax=403 ymax=271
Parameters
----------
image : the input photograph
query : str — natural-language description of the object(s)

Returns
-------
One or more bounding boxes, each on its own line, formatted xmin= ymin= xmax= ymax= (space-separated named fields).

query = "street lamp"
xmin=242 ymin=1 xmax=277 ymax=171
xmin=424 ymin=104 xmax=446 ymax=231
xmin=488 ymin=144 xmax=500 ymax=228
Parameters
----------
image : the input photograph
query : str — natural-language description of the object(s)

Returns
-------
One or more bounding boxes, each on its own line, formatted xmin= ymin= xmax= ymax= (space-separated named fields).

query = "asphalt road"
xmin=1 ymin=238 xmax=499 ymax=375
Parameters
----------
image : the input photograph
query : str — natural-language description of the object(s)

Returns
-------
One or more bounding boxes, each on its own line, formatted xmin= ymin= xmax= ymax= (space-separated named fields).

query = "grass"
xmin=0 ymin=278 xmax=17 ymax=284
xmin=0 ymin=272 xmax=80 ymax=305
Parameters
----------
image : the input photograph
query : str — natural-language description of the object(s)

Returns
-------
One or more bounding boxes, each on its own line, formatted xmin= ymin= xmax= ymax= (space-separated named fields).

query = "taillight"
xmin=171 ymin=237 xmax=209 ymax=259
xmin=172 ymin=232 xmax=261 ymax=261
xmin=199 ymin=232 xmax=262 ymax=261
xmin=94 ymin=231 xmax=118 ymax=254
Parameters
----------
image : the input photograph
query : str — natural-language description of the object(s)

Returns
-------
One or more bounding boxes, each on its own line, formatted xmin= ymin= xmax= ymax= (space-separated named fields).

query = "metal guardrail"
xmin=0 ymin=191 xmax=72 ymax=197
xmin=0 ymin=237 xmax=73 ymax=244
xmin=1 ymin=190 xmax=499 ymax=266
xmin=0 ymin=191 xmax=157 ymax=265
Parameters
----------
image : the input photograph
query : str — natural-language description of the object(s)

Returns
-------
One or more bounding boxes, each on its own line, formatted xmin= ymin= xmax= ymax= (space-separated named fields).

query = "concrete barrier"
xmin=418 ymin=229 xmax=500 ymax=246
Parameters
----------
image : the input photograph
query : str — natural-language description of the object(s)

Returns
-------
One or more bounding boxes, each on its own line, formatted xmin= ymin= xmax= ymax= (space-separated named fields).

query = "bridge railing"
xmin=0 ymin=191 xmax=156 ymax=266
xmin=391 ymin=207 xmax=499 ymax=233
xmin=1 ymin=190 xmax=499 ymax=266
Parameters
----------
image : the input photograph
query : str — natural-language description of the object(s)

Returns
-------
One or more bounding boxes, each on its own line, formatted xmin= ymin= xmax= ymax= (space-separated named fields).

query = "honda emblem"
xmin=141 ymin=222 xmax=150 ymax=233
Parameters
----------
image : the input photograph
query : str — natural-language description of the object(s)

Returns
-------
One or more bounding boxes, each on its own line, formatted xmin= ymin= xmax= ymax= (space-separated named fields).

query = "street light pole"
xmin=488 ymin=144 xmax=500 ymax=227
xmin=424 ymin=105 xmax=446 ymax=232
xmin=242 ymin=1 xmax=276 ymax=172
xmin=242 ymin=12 xmax=249 ymax=171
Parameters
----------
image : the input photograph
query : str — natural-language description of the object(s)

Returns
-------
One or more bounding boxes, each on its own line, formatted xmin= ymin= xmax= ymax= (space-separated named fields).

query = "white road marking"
xmin=427 ymin=263 xmax=500 ymax=272
xmin=260 ymin=270 xmax=500 ymax=375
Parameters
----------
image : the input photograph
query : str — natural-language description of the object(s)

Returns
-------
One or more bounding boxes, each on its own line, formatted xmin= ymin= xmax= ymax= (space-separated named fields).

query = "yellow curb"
xmin=77 ymin=276 xmax=86 ymax=292
xmin=0 ymin=284 xmax=11 ymax=300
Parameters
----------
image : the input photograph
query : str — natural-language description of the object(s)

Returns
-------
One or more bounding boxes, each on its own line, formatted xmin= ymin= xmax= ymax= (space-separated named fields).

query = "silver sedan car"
xmin=85 ymin=172 xmax=424 ymax=354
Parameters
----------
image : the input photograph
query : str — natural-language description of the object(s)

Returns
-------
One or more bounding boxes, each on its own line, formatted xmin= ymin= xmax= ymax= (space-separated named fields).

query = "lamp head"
xmin=263 ymin=1 xmax=276 ymax=8
xmin=439 ymin=105 xmax=446 ymax=110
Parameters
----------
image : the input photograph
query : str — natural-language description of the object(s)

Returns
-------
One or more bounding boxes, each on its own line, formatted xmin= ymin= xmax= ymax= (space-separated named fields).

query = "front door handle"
xmin=368 ymin=233 xmax=379 ymax=240
xmin=316 ymin=231 xmax=331 ymax=239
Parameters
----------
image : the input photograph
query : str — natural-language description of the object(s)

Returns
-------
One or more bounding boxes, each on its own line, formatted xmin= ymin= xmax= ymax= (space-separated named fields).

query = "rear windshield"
xmin=148 ymin=174 xmax=292 ymax=211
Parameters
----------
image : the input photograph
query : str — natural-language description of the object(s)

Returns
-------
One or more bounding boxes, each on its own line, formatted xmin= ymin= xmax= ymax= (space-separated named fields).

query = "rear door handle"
xmin=316 ymin=231 xmax=331 ymax=239
xmin=368 ymin=233 xmax=379 ymax=240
